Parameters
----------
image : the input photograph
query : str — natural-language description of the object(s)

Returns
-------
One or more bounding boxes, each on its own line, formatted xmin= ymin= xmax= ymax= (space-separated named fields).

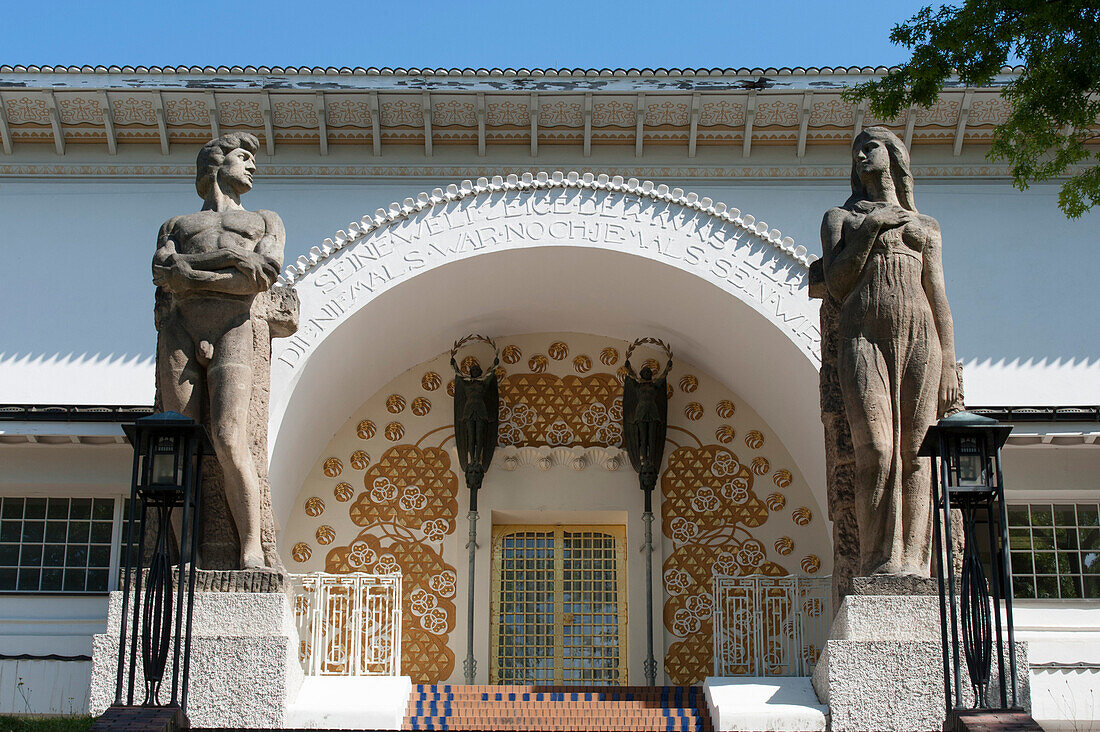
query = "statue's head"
xmin=847 ymin=126 xmax=916 ymax=212
xmin=195 ymin=132 xmax=260 ymax=201
xmin=468 ymin=363 xmax=483 ymax=379
xmin=639 ymin=365 xmax=653 ymax=381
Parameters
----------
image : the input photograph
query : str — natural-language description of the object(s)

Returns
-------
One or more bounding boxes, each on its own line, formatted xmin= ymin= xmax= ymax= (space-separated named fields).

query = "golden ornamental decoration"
xmin=421 ymin=372 xmax=442 ymax=391
xmin=624 ymin=337 xmax=673 ymax=381
xmin=573 ymin=354 xmax=592 ymax=373
xmin=315 ymin=525 xmax=336 ymax=545
xmin=679 ymin=374 xmax=699 ymax=393
xmin=292 ymin=542 xmax=312 ymax=562
xmin=792 ymin=506 xmax=813 ymax=526
xmin=715 ymin=425 xmax=735 ymax=444
xmin=322 ymin=457 xmax=343 ymax=478
xmin=684 ymin=402 xmax=704 ymax=421
xmin=502 ymin=344 xmax=522 ymax=364
xmin=356 ymin=420 xmax=376 ymax=440
xmin=411 ymin=397 xmax=432 ymax=416
xmin=774 ymin=536 xmax=795 ymax=555
xmin=528 ymin=354 xmax=548 ymax=373
xmin=333 ymin=482 xmax=354 ymax=502
xmin=745 ymin=430 xmax=765 ymax=449
xmin=548 ymin=341 xmax=569 ymax=360
xmin=304 ymin=497 xmax=325 ymax=517
xmin=751 ymin=457 xmax=771 ymax=475
xmin=599 ymin=347 xmax=619 ymax=366
xmin=385 ymin=422 xmax=405 ymax=441
xmin=773 ymin=469 xmax=793 ymax=488
xmin=801 ymin=555 xmax=821 ymax=573
xmin=766 ymin=492 xmax=787 ymax=511
xmin=386 ymin=394 xmax=407 ymax=414
xmin=716 ymin=400 xmax=736 ymax=418
xmin=350 ymin=450 xmax=370 ymax=470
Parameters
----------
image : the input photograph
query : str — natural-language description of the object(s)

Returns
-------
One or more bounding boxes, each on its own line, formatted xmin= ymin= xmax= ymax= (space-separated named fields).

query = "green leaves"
xmin=846 ymin=1 xmax=1100 ymax=218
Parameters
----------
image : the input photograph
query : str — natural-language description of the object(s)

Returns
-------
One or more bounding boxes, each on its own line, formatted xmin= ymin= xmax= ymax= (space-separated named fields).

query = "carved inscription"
xmin=275 ymin=189 xmax=819 ymax=369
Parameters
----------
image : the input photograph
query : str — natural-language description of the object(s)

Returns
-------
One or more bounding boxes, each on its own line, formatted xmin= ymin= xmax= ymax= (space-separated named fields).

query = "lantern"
xmin=919 ymin=411 xmax=1019 ymax=722
xmin=116 ymin=412 xmax=211 ymax=715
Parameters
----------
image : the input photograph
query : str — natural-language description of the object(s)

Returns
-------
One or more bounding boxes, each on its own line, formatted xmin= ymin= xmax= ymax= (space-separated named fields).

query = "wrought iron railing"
xmin=712 ymin=574 xmax=832 ymax=677
xmin=289 ymin=572 xmax=402 ymax=677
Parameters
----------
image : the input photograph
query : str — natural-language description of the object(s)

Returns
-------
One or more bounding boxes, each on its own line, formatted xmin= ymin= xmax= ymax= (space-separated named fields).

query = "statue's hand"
xmin=865 ymin=206 xmax=915 ymax=230
xmin=153 ymin=260 xmax=197 ymax=292
xmin=939 ymin=363 xmax=960 ymax=414
xmin=231 ymin=250 xmax=278 ymax=290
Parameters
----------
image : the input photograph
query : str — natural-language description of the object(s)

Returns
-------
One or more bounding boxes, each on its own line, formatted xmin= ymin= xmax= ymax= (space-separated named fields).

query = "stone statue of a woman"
xmin=821 ymin=126 xmax=960 ymax=578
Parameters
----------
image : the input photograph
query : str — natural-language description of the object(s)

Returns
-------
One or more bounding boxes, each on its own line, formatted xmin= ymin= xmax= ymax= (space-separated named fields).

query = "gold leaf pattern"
xmin=502 ymin=345 xmax=522 ymax=364
xmin=323 ymin=458 xmax=343 ymax=477
xmin=716 ymin=400 xmax=736 ymax=419
xmin=801 ymin=555 xmax=821 ymax=573
xmin=751 ymin=457 xmax=771 ymax=475
xmin=765 ymin=493 xmax=786 ymax=511
xmin=421 ymin=372 xmax=442 ymax=391
xmin=573 ymin=354 xmax=592 ymax=373
xmin=684 ymin=402 xmax=704 ymax=421
xmin=334 ymin=482 xmax=353 ymax=502
xmin=548 ymin=341 xmax=569 ymax=360
xmin=350 ymin=450 xmax=370 ymax=470
xmin=528 ymin=354 xmax=548 ymax=373
xmin=679 ymin=375 xmax=699 ymax=393
xmin=385 ymin=422 xmax=405 ymax=441
xmin=460 ymin=356 xmax=481 ymax=375
xmin=774 ymin=536 xmax=794 ymax=555
xmin=356 ymin=420 xmax=376 ymax=440
xmin=292 ymin=542 xmax=312 ymax=562
xmin=773 ymin=469 xmax=792 ymax=488
xmin=600 ymin=347 xmax=619 ymax=366
xmin=792 ymin=507 xmax=813 ymax=526
xmin=304 ymin=497 xmax=325 ymax=517
xmin=715 ymin=425 xmax=735 ymax=444
xmin=316 ymin=525 xmax=336 ymax=545
xmin=411 ymin=397 xmax=431 ymax=416
xmin=745 ymin=430 xmax=765 ymax=449
xmin=386 ymin=395 xmax=407 ymax=414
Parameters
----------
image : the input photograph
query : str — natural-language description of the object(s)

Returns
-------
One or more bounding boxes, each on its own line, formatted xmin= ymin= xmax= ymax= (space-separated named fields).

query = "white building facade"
xmin=0 ymin=65 xmax=1097 ymax=729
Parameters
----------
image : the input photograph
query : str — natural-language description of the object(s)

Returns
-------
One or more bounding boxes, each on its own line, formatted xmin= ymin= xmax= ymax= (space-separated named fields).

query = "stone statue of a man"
xmin=152 ymin=132 xmax=285 ymax=570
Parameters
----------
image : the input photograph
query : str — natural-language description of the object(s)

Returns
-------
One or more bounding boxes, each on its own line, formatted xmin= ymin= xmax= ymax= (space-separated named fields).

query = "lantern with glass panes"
xmin=117 ymin=412 xmax=212 ymax=715
xmin=919 ymin=411 xmax=1019 ymax=718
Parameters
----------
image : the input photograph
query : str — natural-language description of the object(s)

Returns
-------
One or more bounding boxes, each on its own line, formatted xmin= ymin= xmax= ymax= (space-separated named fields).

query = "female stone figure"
xmin=821 ymin=127 xmax=959 ymax=577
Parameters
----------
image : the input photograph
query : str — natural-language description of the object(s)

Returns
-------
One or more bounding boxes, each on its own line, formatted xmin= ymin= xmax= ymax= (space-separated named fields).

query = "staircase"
xmin=402 ymin=685 xmax=713 ymax=731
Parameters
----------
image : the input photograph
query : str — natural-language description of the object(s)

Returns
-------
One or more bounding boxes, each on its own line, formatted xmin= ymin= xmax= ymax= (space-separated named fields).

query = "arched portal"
xmin=268 ymin=172 xmax=824 ymax=536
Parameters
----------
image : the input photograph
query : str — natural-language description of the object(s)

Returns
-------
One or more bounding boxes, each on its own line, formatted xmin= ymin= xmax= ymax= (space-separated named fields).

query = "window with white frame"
xmin=0 ymin=496 xmax=120 ymax=593
xmin=1008 ymin=502 xmax=1100 ymax=600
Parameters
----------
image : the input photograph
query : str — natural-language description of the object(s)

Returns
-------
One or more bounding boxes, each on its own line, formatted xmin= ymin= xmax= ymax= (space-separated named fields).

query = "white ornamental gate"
xmin=712 ymin=575 xmax=832 ymax=677
xmin=290 ymin=572 xmax=402 ymax=676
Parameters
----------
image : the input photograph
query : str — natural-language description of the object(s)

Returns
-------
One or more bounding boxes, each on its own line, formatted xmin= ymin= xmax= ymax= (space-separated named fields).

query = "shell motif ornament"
xmin=421 ymin=371 xmax=442 ymax=391
xmin=494 ymin=366 xmax=507 ymax=380
xmin=716 ymin=400 xmax=736 ymax=419
xmin=715 ymin=425 xmax=735 ymax=444
xmin=304 ymin=497 xmax=325 ymax=517
xmin=773 ymin=469 xmax=793 ymax=488
xmin=745 ymin=430 xmax=765 ymax=449
xmin=599 ymin=347 xmax=619 ymax=366
xmin=447 ymin=379 xmax=456 ymax=397
xmin=356 ymin=420 xmax=376 ymax=440
xmin=678 ymin=374 xmax=699 ymax=393
xmin=502 ymin=344 xmax=522 ymax=364
xmin=615 ymin=366 xmax=629 ymax=386
xmin=573 ymin=354 xmax=592 ymax=373
xmin=411 ymin=397 xmax=432 ymax=416
xmin=322 ymin=457 xmax=343 ymax=478
xmin=350 ymin=450 xmax=370 ymax=470
xmin=315 ymin=525 xmax=336 ymax=545
xmin=765 ymin=492 xmax=787 ymax=511
xmin=684 ymin=402 xmax=704 ymax=421
xmin=548 ymin=341 xmax=569 ymax=360
xmin=292 ymin=542 xmax=312 ymax=563
xmin=774 ymin=536 xmax=794 ymax=556
xmin=528 ymin=354 xmax=549 ymax=373
xmin=751 ymin=457 xmax=771 ymax=475
xmin=386 ymin=394 xmax=407 ymax=414
xmin=801 ymin=555 xmax=821 ymax=574
xmin=385 ymin=422 xmax=405 ymax=441
xmin=333 ymin=482 xmax=354 ymax=502
xmin=792 ymin=507 xmax=813 ymax=526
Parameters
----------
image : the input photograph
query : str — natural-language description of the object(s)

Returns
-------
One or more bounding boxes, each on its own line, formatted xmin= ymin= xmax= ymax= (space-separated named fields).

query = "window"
xmin=1008 ymin=502 xmax=1100 ymax=600
xmin=0 ymin=497 xmax=118 ymax=593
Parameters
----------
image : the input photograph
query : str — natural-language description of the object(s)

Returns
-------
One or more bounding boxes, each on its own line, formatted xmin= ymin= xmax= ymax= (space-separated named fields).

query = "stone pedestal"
xmin=812 ymin=587 xmax=1029 ymax=732
xmin=89 ymin=578 xmax=303 ymax=729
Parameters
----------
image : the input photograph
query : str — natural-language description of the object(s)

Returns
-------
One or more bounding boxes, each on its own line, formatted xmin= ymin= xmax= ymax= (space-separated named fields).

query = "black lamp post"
xmin=117 ymin=412 xmax=211 ymax=713
xmin=919 ymin=411 xmax=1018 ymax=719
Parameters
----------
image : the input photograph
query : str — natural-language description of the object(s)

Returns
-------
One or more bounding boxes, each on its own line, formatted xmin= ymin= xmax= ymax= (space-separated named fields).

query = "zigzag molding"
xmin=278 ymin=170 xmax=815 ymax=287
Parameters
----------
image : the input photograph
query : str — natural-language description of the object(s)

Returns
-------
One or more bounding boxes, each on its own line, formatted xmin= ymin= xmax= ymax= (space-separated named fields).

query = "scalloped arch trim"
xmin=279 ymin=170 xmax=817 ymax=287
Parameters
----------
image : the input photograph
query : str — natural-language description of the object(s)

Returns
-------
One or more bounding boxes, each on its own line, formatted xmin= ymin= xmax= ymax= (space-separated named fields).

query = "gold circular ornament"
xmin=573 ymin=355 xmax=592 ymax=373
xmin=684 ymin=402 xmax=704 ymax=421
xmin=411 ymin=397 xmax=431 ymax=416
xmin=679 ymin=374 xmax=699 ymax=393
xmin=801 ymin=555 xmax=821 ymax=574
xmin=774 ymin=537 xmax=794 ymax=556
xmin=766 ymin=492 xmax=787 ymax=511
xmin=386 ymin=394 xmax=407 ymax=413
xmin=716 ymin=400 xmax=736 ymax=419
xmin=356 ymin=420 xmax=376 ymax=440
xmin=304 ymin=497 xmax=325 ymax=517
xmin=751 ymin=457 xmax=771 ymax=475
xmin=447 ymin=379 xmax=455 ymax=397
xmin=292 ymin=542 xmax=312 ymax=563
xmin=322 ymin=458 xmax=342 ymax=478
xmin=350 ymin=450 xmax=370 ymax=470
xmin=745 ymin=430 xmax=765 ymax=449
xmin=528 ymin=354 xmax=548 ymax=373
xmin=715 ymin=425 xmax=735 ymax=444
xmin=792 ymin=507 xmax=813 ymax=526
xmin=385 ymin=422 xmax=405 ymax=441
xmin=421 ymin=371 xmax=442 ymax=391
xmin=773 ymin=469 xmax=793 ymax=488
xmin=599 ymin=347 xmax=619 ymax=366
xmin=315 ymin=525 xmax=336 ymax=545
xmin=333 ymin=482 xmax=353 ymax=502
xmin=502 ymin=344 xmax=522 ymax=364
xmin=460 ymin=355 xmax=481 ymax=375
xmin=548 ymin=341 xmax=569 ymax=360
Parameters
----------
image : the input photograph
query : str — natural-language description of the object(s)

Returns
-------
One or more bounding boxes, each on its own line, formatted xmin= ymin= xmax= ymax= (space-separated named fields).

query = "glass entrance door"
xmin=490 ymin=524 xmax=627 ymax=685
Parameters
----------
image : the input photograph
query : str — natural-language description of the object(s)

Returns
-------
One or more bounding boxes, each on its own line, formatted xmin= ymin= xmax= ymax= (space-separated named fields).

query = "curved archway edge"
xmin=268 ymin=172 xmax=826 ymax=533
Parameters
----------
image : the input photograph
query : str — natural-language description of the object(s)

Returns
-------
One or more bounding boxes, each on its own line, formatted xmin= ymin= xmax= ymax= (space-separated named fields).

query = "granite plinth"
xmin=813 ymin=592 xmax=1030 ymax=732
xmin=89 ymin=589 xmax=303 ymax=729
xmin=947 ymin=709 xmax=1043 ymax=732
xmin=851 ymin=574 xmax=939 ymax=596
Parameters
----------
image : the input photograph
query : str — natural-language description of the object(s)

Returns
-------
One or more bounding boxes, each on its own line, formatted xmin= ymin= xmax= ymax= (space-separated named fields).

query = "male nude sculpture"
xmin=152 ymin=132 xmax=284 ymax=570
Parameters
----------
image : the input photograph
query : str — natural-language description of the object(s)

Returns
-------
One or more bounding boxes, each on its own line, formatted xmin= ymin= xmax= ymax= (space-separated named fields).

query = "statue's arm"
xmin=821 ymin=208 xmax=873 ymax=301
xmin=921 ymin=217 xmax=960 ymax=412
xmin=251 ymin=210 xmax=286 ymax=288
xmin=153 ymin=218 xmax=217 ymax=293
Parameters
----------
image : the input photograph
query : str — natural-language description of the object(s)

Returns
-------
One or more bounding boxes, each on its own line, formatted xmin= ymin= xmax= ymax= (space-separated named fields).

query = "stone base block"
xmin=285 ymin=676 xmax=413 ymax=729
xmin=704 ymin=677 xmax=827 ymax=732
xmin=91 ymin=705 xmax=187 ymax=732
xmin=89 ymin=590 xmax=303 ymax=729
xmin=947 ymin=709 xmax=1043 ymax=732
xmin=813 ymin=594 xmax=1030 ymax=732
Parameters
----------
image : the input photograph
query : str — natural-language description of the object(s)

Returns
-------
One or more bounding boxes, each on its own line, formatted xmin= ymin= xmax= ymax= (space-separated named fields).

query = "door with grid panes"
xmin=490 ymin=525 xmax=627 ymax=685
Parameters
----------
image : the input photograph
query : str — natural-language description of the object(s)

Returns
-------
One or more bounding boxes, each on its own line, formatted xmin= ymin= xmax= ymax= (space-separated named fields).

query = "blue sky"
xmin=1 ymin=0 xmax=936 ymax=69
